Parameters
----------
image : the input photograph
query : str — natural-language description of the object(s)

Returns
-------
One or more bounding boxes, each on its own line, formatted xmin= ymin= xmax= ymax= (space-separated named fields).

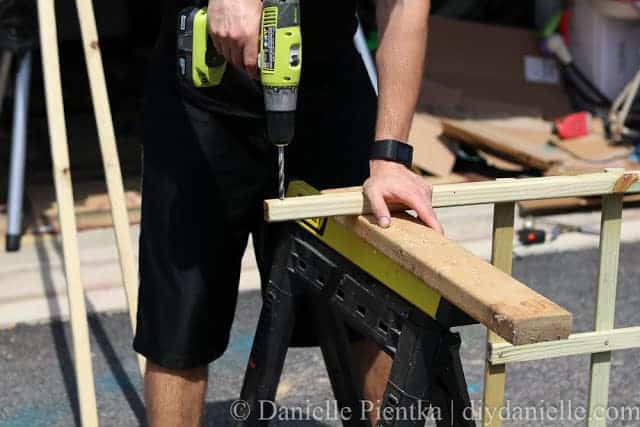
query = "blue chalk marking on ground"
xmin=226 ymin=333 xmax=254 ymax=356
xmin=0 ymin=404 xmax=65 ymax=427
xmin=95 ymin=372 xmax=123 ymax=394
xmin=0 ymin=371 xmax=140 ymax=426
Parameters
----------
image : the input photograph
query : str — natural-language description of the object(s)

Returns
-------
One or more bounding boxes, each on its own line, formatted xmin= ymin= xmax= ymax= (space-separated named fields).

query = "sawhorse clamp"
xmin=237 ymin=182 xmax=476 ymax=426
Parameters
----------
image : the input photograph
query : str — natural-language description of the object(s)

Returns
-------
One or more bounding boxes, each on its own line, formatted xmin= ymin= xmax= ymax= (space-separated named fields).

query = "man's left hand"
xmin=363 ymin=160 xmax=443 ymax=233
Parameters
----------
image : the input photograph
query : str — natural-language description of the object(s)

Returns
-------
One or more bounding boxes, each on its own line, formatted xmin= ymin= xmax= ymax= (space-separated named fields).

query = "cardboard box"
xmin=420 ymin=17 xmax=573 ymax=119
xmin=570 ymin=0 xmax=640 ymax=100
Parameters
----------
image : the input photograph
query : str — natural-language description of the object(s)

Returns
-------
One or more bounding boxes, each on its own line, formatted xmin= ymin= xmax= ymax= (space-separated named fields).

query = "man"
xmin=133 ymin=0 xmax=441 ymax=425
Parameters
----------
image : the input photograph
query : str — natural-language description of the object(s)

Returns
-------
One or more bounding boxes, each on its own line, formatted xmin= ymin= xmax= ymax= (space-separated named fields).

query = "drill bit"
xmin=278 ymin=146 xmax=285 ymax=200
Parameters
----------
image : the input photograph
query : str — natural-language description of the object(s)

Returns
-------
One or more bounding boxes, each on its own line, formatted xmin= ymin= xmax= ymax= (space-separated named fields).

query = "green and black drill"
xmin=177 ymin=1 xmax=302 ymax=199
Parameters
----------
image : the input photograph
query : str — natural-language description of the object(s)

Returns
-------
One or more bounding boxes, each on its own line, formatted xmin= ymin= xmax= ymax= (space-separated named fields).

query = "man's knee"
xmin=145 ymin=361 xmax=208 ymax=383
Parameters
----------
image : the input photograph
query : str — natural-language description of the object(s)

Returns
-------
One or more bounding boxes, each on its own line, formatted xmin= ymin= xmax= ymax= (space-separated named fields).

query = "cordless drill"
xmin=259 ymin=0 xmax=302 ymax=199
xmin=177 ymin=2 xmax=302 ymax=199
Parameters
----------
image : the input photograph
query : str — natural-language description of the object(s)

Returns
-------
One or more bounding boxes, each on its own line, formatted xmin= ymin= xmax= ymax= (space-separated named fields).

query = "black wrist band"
xmin=370 ymin=139 xmax=414 ymax=168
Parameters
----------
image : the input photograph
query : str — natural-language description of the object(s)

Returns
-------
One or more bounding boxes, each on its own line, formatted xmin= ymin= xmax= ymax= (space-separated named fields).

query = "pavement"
xmin=1 ymin=204 xmax=640 ymax=425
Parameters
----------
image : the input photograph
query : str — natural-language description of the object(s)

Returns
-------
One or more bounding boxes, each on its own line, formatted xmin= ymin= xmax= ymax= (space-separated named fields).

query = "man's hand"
xmin=364 ymin=160 xmax=443 ymax=233
xmin=207 ymin=0 xmax=261 ymax=79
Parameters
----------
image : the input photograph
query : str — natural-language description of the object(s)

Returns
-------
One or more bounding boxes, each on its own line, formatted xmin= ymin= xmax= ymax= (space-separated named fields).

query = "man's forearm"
xmin=374 ymin=0 xmax=430 ymax=141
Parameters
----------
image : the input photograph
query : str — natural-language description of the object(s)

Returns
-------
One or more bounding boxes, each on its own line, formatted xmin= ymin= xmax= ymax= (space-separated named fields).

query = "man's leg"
xmin=352 ymin=339 xmax=393 ymax=426
xmin=136 ymin=53 xmax=270 ymax=425
xmin=144 ymin=362 xmax=208 ymax=427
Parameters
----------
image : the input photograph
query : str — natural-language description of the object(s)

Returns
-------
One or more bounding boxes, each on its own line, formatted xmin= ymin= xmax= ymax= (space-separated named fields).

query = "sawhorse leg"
xmin=379 ymin=322 xmax=473 ymax=427
xmin=239 ymin=228 xmax=474 ymax=426
xmin=310 ymin=294 xmax=369 ymax=426
xmin=238 ymin=233 xmax=368 ymax=425
xmin=237 ymin=242 xmax=297 ymax=425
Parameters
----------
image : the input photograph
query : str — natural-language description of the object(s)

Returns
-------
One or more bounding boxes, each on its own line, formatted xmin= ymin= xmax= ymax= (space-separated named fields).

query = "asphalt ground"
xmin=0 ymin=242 xmax=639 ymax=426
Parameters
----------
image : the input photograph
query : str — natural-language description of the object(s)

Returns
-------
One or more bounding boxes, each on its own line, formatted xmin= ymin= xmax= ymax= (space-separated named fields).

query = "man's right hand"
xmin=207 ymin=0 xmax=262 ymax=79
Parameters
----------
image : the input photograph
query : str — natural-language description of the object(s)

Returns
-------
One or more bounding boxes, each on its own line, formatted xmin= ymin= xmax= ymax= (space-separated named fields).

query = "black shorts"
xmin=133 ymin=51 xmax=377 ymax=370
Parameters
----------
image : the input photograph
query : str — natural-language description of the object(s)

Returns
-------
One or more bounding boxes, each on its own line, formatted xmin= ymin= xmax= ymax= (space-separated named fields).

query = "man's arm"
xmin=363 ymin=0 xmax=442 ymax=232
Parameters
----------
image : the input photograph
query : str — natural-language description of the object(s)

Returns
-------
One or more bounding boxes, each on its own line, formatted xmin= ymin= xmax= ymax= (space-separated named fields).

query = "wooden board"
xmin=265 ymin=171 xmax=640 ymax=222
xmin=478 ymin=150 xmax=525 ymax=172
xmin=441 ymin=117 xmax=639 ymax=175
xmin=544 ymin=159 xmax=640 ymax=176
xmin=551 ymin=135 xmax=632 ymax=163
xmin=441 ymin=117 xmax=568 ymax=170
xmin=27 ymin=180 xmax=141 ymax=233
xmin=518 ymin=194 xmax=640 ymax=216
xmin=334 ymin=212 xmax=572 ymax=345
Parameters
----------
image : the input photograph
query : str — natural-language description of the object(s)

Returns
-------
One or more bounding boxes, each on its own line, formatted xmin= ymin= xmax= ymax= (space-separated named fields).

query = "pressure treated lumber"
xmin=489 ymin=326 xmax=640 ymax=364
xmin=265 ymin=170 xmax=640 ymax=222
xmin=482 ymin=202 xmax=515 ymax=427
xmin=37 ymin=0 xmax=98 ymax=424
xmin=588 ymin=194 xmax=623 ymax=427
xmin=333 ymin=213 xmax=572 ymax=345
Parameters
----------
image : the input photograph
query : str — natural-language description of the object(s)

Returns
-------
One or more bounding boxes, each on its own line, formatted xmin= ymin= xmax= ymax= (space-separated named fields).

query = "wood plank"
xmin=27 ymin=180 xmax=141 ymax=232
xmin=334 ymin=213 xmax=572 ymax=345
xmin=550 ymin=135 xmax=632 ymax=163
xmin=441 ymin=117 xmax=639 ymax=174
xmin=588 ymin=194 xmax=623 ymax=427
xmin=545 ymin=159 xmax=640 ymax=176
xmin=518 ymin=194 xmax=640 ymax=216
xmin=441 ymin=118 xmax=568 ymax=170
xmin=265 ymin=171 xmax=640 ymax=222
xmin=36 ymin=0 xmax=98 ymax=425
xmin=489 ymin=327 xmax=640 ymax=364
xmin=74 ymin=0 xmax=145 ymax=374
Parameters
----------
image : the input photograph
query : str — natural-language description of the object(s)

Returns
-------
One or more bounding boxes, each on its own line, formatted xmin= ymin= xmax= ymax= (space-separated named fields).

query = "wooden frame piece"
xmin=489 ymin=326 xmax=640 ymax=364
xmin=482 ymin=201 xmax=515 ymax=427
xmin=37 ymin=0 xmax=98 ymax=425
xmin=74 ymin=0 xmax=143 ymax=374
xmin=587 ymin=193 xmax=624 ymax=427
xmin=265 ymin=170 xmax=640 ymax=222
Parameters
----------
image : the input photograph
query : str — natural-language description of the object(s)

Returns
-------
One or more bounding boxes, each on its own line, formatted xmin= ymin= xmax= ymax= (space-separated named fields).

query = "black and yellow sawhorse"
xmin=236 ymin=182 xmax=476 ymax=426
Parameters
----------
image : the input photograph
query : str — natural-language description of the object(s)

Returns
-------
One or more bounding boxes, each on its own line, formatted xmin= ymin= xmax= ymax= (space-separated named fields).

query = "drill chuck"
xmin=266 ymin=111 xmax=296 ymax=146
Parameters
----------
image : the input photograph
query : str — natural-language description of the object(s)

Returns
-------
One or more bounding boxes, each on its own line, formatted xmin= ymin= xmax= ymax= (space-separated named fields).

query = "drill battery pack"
xmin=176 ymin=7 xmax=226 ymax=88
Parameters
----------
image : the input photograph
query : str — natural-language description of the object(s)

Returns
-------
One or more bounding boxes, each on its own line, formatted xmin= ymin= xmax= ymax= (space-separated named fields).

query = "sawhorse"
xmin=237 ymin=182 xmax=476 ymax=426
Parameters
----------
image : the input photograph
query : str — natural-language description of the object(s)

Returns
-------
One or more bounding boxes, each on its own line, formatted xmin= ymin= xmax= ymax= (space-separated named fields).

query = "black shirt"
xmin=156 ymin=0 xmax=359 ymax=117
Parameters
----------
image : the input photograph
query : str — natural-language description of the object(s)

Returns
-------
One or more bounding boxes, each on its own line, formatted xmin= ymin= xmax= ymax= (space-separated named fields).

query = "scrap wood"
xmin=442 ymin=116 xmax=638 ymax=175
xmin=545 ymin=159 xmax=640 ymax=176
xmin=334 ymin=212 xmax=572 ymax=345
xmin=477 ymin=150 xmax=525 ymax=172
xmin=441 ymin=117 xmax=569 ymax=171
xmin=27 ymin=180 xmax=141 ymax=233
xmin=550 ymin=136 xmax=633 ymax=163
xmin=518 ymin=194 xmax=640 ymax=216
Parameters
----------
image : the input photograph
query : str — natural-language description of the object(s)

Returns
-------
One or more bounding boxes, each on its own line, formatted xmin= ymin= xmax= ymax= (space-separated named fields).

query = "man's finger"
xmin=211 ymin=36 xmax=223 ymax=58
xmin=365 ymin=186 xmax=392 ymax=228
xmin=411 ymin=195 xmax=444 ymax=234
xmin=243 ymin=43 xmax=259 ymax=79
xmin=227 ymin=41 xmax=244 ymax=71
